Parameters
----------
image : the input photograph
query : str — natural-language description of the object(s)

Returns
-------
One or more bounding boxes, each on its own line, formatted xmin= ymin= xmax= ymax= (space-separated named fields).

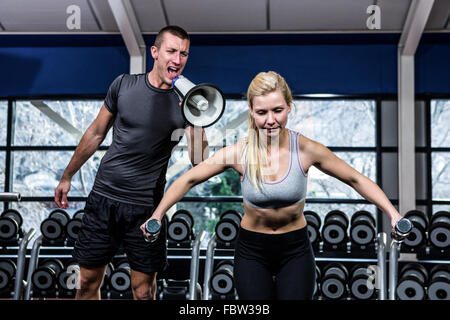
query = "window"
xmin=14 ymin=100 xmax=111 ymax=146
xmin=431 ymin=100 xmax=450 ymax=148
xmin=166 ymin=98 xmax=378 ymax=239
xmin=12 ymin=150 xmax=105 ymax=197
xmin=0 ymin=101 xmax=7 ymax=193
xmin=0 ymin=101 xmax=7 ymax=146
xmin=0 ymin=152 xmax=5 ymax=193
xmin=3 ymin=96 xmax=380 ymax=246
xmin=5 ymin=100 xmax=107 ymax=241
xmin=290 ymin=99 xmax=376 ymax=223
xmin=288 ymin=100 xmax=376 ymax=147
xmin=431 ymin=100 xmax=450 ymax=213
xmin=307 ymin=152 xmax=376 ymax=200
xmin=166 ymin=99 xmax=248 ymax=239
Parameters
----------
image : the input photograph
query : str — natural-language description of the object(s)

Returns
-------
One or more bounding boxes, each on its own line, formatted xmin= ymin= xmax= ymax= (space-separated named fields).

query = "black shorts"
xmin=73 ymin=191 xmax=168 ymax=274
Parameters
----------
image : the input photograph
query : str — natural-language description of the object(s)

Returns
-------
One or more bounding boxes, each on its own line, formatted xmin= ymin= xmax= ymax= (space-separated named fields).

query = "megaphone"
xmin=172 ymin=75 xmax=226 ymax=128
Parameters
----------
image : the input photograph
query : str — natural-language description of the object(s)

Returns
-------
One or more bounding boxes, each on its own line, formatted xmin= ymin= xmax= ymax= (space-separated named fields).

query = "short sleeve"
xmin=104 ymin=74 xmax=125 ymax=115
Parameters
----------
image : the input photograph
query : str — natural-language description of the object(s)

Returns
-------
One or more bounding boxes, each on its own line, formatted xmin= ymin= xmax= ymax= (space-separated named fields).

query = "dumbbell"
xmin=210 ymin=260 xmax=235 ymax=297
xmin=65 ymin=209 xmax=85 ymax=242
xmin=110 ymin=261 xmax=131 ymax=293
xmin=144 ymin=215 xmax=169 ymax=243
xmin=321 ymin=210 xmax=349 ymax=246
xmin=313 ymin=265 xmax=321 ymax=299
xmin=219 ymin=210 xmax=242 ymax=227
xmin=102 ymin=262 xmax=115 ymax=291
xmin=156 ymin=279 xmax=166 ymax=300
xmin=0 ymin=259 xmax=16 ymax=293
xmin=349 ymin=211 xmax=376 ymax=246
xmin=403 ymin=210 xmax=428 ymax=248
xmin=160 ymin=279 xmax=190 ymax=300
xmin=168 ymin=209 xmax=194 ymax=242
xmin=304 ymin=210 xmax=322 ymax=245
xmin=215 ymin=217 xmax=240 ymax=244
xmin=0 ymin=209 xmax=23 ymax=241
xmin=391 ymin=217 xmax=413 ymax=243
xmin=40 ymin=209 xmax=71 ymax=241
xmin=429 ymin=211 xmax=450 ymax=249
xmin=31 ymin=259 xmax=65 ymax=294
xmin=349 ymin=264 xmax=377 ymax=300
xmin=320 ymin=262 xmax=349 ymax=300
xmin=396 ymin=263 xmax=428 ymax=300
xmin=427 ymin=264 xmax=450 ymax=300
xmin=57 ymin=261 xmax=79 ymax=293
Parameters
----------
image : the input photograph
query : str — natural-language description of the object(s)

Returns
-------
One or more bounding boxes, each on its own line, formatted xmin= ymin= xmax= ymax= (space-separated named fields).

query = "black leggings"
xmin=233 ymin=227 xmax=316 ymax=300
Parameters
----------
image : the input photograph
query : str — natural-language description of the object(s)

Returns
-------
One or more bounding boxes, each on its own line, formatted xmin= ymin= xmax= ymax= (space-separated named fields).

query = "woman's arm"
xmin=305 ymin=139 xmax=402 ymax=229
xmin=140 ymin=143 xmax=241 ymax=235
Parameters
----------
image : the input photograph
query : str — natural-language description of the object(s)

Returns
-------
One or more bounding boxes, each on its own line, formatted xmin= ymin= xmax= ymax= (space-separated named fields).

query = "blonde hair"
xmin=243 ymin=71 xmax=293 ymax=190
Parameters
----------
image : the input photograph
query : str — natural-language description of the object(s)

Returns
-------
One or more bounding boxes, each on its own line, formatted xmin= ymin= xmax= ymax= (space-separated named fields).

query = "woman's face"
xmin=250 ymin=89 xmax=291 ymax=138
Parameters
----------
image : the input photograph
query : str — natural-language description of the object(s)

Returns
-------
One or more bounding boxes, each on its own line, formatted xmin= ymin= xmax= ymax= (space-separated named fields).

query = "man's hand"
xmin=140 ymin=218 xmax=162 ymax=243
xmin=55 ymin=178 xmax=71 ymax=209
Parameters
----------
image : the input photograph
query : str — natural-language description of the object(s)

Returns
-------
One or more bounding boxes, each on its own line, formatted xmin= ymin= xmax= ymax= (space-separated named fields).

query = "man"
xmin=54 ymin=25 xmax=209 ymax=300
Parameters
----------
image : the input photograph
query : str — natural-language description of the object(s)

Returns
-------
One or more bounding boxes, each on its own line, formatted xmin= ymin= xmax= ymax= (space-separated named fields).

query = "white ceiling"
xmin=0 ymin=0 xmax=448 ymax=33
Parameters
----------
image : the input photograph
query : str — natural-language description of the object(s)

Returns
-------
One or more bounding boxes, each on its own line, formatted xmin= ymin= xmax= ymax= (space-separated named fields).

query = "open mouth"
xmin=167 ymin=66 xmax=179 ymax=79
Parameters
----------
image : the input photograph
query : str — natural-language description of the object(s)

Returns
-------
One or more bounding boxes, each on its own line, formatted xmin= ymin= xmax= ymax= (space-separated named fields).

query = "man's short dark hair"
xmin=154 ymin=25 xmax=190 ymax=48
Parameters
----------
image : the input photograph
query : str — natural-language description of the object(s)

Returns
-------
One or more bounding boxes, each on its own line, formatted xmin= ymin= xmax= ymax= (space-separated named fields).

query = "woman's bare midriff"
xmin=240 ymin=200 xmax=307 ymax=234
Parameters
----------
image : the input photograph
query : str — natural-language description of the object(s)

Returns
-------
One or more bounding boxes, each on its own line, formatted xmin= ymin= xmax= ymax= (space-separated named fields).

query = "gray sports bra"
xmin=240 ymin=129 xmax=308 ymax=209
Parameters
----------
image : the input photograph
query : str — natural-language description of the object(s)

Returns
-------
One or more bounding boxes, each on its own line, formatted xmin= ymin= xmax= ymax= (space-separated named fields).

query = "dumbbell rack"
xmin=199 ymin=234 xmax=387 ymax=301
xmin=388 ymin=239 xmax=449 ymax=300
xmin=0 ymin=228 xmax=36 ymax=300
xmin=163 ymin=230 xmax=207 ymax=300
xmin=201 ymin=233 xmax=237 ymax=300
xmin=25 ymin=237 xmax=140 ymax=300
xmin=19 ymin=229 xmax=208 ymax=300
xmin=315 ymin=232 xmax=388 ymax=300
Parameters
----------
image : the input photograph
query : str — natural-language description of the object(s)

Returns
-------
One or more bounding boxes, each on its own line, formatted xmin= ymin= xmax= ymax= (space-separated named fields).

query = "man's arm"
xmin=185 ymin=126 xmax=209 ymax=166
xmin=54 ymin=104 xmax=115 ymax=208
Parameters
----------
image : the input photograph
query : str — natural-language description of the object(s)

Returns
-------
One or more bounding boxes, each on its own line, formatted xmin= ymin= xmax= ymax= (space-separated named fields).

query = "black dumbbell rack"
xmin=0 ymin=228 xmax=36 ymax=300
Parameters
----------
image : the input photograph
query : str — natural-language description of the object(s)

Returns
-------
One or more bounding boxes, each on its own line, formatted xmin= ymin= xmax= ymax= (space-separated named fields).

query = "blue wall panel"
xmin=0 ymin=34 xmax=449 ymax=97
xmin=0 ymin=46 xmax=128 ymax=97
xmin=416 ymin=44 xmax=450 ymax=94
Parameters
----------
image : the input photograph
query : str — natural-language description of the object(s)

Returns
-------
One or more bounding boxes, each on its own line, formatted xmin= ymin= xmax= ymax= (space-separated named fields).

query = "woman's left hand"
xmin=390 ymin=214 xmax=403 ymax=231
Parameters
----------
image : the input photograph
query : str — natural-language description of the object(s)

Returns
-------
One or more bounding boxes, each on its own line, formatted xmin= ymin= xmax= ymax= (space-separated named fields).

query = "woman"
xmin=141 ymin=71 xmax=403 ymax=300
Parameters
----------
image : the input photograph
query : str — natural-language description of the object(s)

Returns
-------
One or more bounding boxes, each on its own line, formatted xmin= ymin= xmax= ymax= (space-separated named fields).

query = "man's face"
xmin=151 ymin=32 xmax=190 ymax=89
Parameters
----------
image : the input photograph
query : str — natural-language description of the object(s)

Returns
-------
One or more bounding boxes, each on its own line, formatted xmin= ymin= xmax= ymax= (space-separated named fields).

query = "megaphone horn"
xmin=172 ymin=75 xmax=226 ymax=128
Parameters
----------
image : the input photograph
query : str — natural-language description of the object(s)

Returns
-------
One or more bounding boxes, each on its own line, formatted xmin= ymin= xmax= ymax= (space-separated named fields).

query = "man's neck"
xmin=147 ymin=70 xmax=170 ymax=90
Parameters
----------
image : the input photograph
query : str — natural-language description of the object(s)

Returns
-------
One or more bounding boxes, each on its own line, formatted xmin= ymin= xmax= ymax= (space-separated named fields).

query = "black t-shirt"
xmin=92 ymin=73 xmax=188 ymax=206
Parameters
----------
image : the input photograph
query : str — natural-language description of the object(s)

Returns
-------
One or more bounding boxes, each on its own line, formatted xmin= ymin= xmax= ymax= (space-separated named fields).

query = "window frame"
xmin=3 ymin=93 xmax=449 ymax=234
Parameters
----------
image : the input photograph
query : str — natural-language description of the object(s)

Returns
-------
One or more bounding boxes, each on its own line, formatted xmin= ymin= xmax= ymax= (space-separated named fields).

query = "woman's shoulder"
xmin=288 ymin=129 xmax=322 ymax=152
